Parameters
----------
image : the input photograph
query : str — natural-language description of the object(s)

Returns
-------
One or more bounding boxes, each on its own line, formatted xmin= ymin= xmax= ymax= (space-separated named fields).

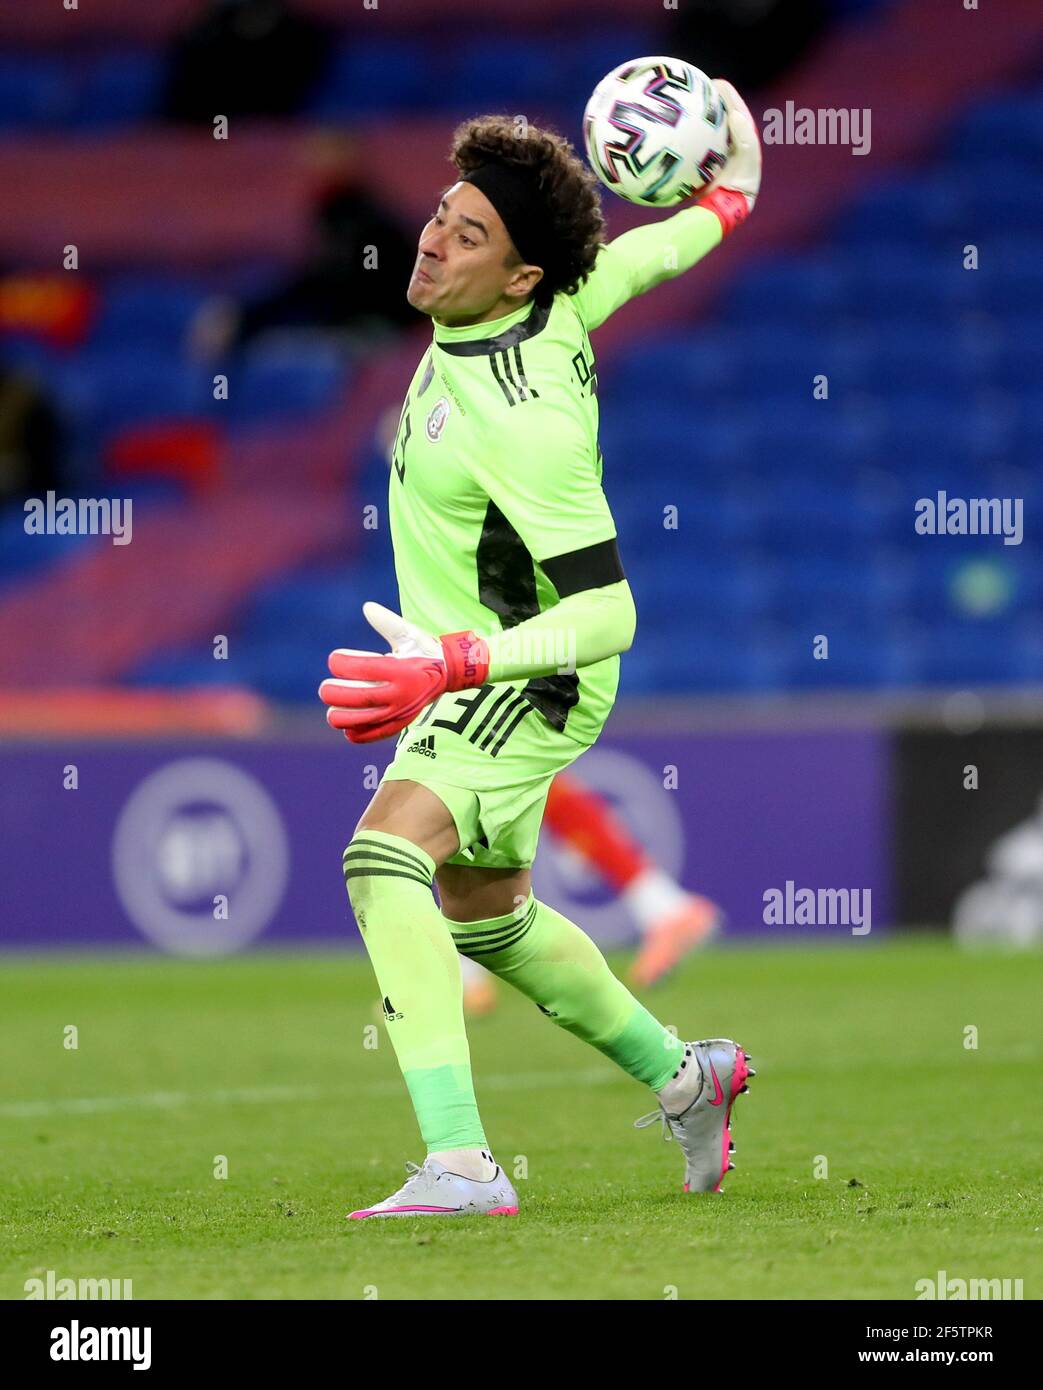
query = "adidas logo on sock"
xmin=382 ymin=995 xmax=404 ymax=1022
xmin=407 ymin=734 xmax=436 ymax=758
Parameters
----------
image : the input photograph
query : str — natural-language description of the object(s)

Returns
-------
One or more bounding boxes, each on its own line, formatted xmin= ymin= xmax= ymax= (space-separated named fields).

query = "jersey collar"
xmin=432 ymin=299 xmax=551 ymax=356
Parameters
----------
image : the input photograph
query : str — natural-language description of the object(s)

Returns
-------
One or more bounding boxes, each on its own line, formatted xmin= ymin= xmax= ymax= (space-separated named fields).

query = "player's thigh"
xmin=354 ymin=778 xmax=461 ymax=866
xmin=435 ymin=863 xmax=532 ymax=923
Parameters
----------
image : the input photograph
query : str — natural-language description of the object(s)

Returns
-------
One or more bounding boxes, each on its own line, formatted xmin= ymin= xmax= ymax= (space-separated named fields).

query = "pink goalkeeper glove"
xmin=318 ymin=601 xmax=490 ymax=744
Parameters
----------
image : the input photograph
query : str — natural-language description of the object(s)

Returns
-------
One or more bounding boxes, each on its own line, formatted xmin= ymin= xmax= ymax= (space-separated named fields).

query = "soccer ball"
xmin=583 ymin=56 xmax=730 ymax=207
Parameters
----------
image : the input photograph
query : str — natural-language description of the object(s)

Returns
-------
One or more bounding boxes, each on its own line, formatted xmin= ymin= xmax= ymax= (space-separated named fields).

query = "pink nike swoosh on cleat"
xmin=348 ymin=1202 xmax=519 ymax=1219
xmin=707 ymin=1059 xmax=725 ymax=1106
xmin=348 ymin=1204 xmax=460 ymax=1219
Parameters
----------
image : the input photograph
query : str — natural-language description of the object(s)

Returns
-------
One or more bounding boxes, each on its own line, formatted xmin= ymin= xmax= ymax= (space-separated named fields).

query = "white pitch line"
xmin=0 ymin=1068 xmax=618 ymax=1120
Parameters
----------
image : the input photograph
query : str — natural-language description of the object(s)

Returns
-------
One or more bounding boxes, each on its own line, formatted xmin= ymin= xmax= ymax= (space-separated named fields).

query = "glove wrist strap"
xmin=440 ymin=631 xmax=490 ymax=691
xmin=699 ymin=186 xmax=751 ymax=237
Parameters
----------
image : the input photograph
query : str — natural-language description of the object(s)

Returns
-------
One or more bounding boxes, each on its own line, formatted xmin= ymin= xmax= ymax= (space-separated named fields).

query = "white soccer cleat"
xmin=347 ymin=1157 xmax=519 ymax=1220
xmin=634 ymin=1038 xmax=753 ymax=1193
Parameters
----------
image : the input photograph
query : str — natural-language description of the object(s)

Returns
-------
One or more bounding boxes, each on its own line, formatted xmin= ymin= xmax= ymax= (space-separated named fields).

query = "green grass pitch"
xmin=1 ymin=937 xmax=1039 ymax=1300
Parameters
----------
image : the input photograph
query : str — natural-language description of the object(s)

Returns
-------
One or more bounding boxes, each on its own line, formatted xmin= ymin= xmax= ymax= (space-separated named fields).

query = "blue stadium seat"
xmin=309 ymin=38 xmax=431 ymax=116
xmin=441 ymin=38 xmax=567 ymax=110
xmin=947 ymin=92 xmax=1043 ymax=163
xmin=918 ymin=619 xmax=1026 ymax=685
xmin=723 ymin=256 xmax=854 ymax=320
xmin=91 ymin=276 xmax=211 ymax=350
xmin=0 ymin=503 xmax=93 ymax=588
xmin=219 ymin=343 xmax=348 ymax=423
xmin=70 ymin=49 xmax=162 ymax=128
xmin=42 ymin=349 xmax=213 ymax=440
xmin=0 ymin=56 xmax=70 ymax=128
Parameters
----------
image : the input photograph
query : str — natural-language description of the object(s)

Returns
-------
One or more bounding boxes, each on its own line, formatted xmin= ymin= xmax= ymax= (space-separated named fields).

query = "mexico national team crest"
xmin=426 ymin=396 xmax=450 ymax=441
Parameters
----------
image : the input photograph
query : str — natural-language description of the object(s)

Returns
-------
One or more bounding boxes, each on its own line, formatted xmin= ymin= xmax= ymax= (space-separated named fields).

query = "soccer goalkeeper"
xmin=319 ymin=81 xmax=761 ymax=1219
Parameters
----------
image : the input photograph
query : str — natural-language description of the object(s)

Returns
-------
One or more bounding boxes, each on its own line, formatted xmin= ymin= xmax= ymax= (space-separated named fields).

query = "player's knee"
xmin=342 ymin=831 xmax=387 ymax=915
xmin=341 ymin=829 xmax=433 ymax=921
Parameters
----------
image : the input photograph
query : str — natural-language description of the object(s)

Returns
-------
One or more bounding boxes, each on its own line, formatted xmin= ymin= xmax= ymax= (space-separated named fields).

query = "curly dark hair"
xmin=448 ymin=113 xmax=605 ymax=308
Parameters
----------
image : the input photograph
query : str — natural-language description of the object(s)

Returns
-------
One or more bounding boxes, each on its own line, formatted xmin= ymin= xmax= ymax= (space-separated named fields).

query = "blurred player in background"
xmin=190 ymin=130 xmax=418 ymax=360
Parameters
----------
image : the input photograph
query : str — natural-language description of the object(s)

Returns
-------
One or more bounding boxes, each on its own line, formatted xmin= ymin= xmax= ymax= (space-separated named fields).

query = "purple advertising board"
xmin=0 ymin=728 xmax=890 ymax=953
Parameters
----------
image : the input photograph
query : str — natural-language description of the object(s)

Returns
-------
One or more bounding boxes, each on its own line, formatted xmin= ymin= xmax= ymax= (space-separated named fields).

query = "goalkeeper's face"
xmin=408 ymin=182 xmax=543 ymax=326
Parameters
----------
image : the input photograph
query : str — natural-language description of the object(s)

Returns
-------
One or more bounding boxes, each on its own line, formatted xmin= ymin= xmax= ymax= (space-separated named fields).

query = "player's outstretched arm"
xmin=572 ymin=78 xmax=762 ymax=333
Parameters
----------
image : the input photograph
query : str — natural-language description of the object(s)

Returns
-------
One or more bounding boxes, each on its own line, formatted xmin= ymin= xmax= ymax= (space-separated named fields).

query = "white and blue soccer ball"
xmin=583 ymin=56 xmax=730 ymax=207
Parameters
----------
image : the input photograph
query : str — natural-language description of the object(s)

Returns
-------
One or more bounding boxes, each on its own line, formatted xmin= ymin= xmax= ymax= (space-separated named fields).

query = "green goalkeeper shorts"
xmin=379 ymin=682 xmax=593 ymax=870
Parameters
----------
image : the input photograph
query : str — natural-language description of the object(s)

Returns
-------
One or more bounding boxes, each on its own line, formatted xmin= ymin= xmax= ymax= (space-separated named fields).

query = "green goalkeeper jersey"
xmin=387 ymin=203 xmax=724 ymax=747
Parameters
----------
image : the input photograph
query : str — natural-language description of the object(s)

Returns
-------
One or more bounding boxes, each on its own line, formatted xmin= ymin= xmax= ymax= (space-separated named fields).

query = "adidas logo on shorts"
xmin=406 ymin=734 xmax=436 ymax=758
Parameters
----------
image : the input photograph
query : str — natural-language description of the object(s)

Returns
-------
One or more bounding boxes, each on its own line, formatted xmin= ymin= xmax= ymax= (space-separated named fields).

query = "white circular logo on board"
xmin=533 ymin=747 xmax=685 ymax=947
xmin=111 ymin=758 xmax=290 ymax=956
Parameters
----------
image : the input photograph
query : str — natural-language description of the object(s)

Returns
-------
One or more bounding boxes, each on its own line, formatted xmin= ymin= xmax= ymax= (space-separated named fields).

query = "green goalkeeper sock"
xmin=342 ymin=830 xmax=488 ymax=1153
xmin=446 ymin=893 xmax=685 ymax=1089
